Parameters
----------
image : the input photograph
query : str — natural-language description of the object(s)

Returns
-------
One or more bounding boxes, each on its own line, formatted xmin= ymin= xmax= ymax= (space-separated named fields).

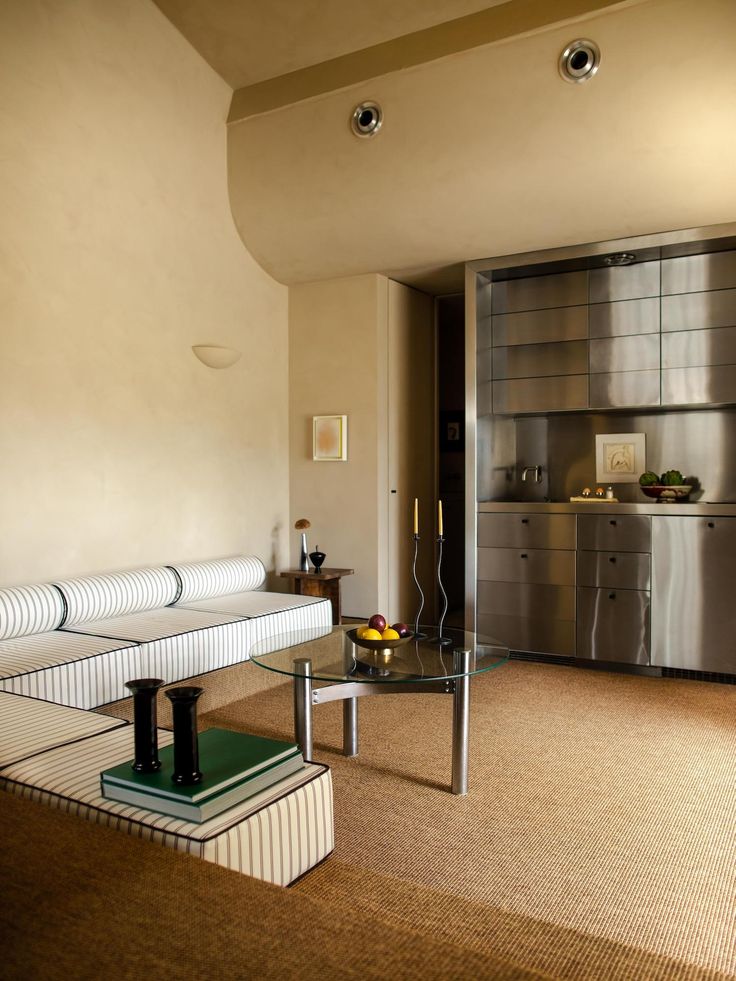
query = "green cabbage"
xmin=660 ymin=469 xmax=685 ymax=486
xmin=639 ymin=471 xmax=660 ymax=486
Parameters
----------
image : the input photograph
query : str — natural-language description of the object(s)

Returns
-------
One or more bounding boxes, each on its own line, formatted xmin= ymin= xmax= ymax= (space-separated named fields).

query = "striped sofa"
xmin=0 ymin=692 xmax=333 ymax=886
xmin=0 ymin=557 xmax=335 ymax=885
xmin=0 ymin=556 xmax=331 ymax=709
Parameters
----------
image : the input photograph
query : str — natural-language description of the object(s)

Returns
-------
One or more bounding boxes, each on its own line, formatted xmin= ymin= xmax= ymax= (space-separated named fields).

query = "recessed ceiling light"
xmin=351 ymin=102 xmax=382 ymax=138
xmin=603 ymin=252 xmax=637 ymax=266
xmin=559 ymin=39 xmax=601 ymax=84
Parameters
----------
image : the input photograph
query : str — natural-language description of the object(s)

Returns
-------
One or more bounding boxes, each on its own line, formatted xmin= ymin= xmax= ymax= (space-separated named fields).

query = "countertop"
xmin=478 ymin=500 xmax=736 ymax=516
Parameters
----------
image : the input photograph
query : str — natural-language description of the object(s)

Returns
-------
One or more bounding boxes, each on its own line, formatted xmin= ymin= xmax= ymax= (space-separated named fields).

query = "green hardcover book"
xmin=101 ymin=728 xmax=304 ymax=823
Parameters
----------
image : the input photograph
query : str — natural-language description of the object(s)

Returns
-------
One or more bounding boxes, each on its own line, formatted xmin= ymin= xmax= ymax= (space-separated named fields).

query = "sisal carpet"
xmin=201 ymin=660 xmax=736 ymax=980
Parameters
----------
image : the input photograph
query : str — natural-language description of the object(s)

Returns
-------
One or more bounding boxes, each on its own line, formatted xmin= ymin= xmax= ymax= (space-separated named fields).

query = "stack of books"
xmin=101 ymin=728 xmax=304 ymax=823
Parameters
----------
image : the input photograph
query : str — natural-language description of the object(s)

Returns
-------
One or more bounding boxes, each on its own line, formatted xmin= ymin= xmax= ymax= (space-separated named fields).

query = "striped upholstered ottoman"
xmin=0 ymin=693 xmax=334 ymax=887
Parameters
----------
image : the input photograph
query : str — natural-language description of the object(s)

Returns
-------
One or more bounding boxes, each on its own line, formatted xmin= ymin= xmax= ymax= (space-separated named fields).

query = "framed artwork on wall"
xmin=595 ymin=432 xmax=645 ymax=483
xmin=313 ymin=415 xmax=348 ymax=462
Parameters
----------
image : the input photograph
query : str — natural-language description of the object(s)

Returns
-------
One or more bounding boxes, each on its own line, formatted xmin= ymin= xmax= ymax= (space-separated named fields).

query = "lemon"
xmin=362 ymin=628 xmax=382 ymax=641
xmin=381 ymin=627 xmax=400 ymax=640
xmin=356 ymin=626 xmax=370 ymax=639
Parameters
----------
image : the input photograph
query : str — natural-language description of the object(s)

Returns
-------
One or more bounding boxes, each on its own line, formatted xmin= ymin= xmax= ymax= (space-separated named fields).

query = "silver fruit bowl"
xmin=639 ymin=484 xmax=692 ymax=502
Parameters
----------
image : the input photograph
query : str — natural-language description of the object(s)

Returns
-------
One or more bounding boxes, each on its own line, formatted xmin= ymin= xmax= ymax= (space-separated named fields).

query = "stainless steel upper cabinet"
xmin=493 ymin=339 xmax=588 ymax=380
xmin=589 ymin=296 xmax=660 ymax=338
xmin=588 ymin=334 xmax=660 ymax=409
xmin=491 ymin=270 xmax=587 ymax=315
xmin=651 ymin=515 xmax=736 ymax=673
xmin=661 ymin=250 xmax=736 ymax=295
xmin=492 ymin=305 xmax=588 ymax=347
xmin=589 ymin=260 xmax=660 ymax=303
xmin=493 ymin=375 xmax=588 ymax=414
xmin=661 ymin=288 xmax=736 ymax=333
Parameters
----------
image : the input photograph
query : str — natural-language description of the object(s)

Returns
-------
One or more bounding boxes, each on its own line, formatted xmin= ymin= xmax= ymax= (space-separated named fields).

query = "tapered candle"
xmin=413 ymin=498 xmax=419 ymax=535
xmin=438 ymin=499 xmax=443 ymax=536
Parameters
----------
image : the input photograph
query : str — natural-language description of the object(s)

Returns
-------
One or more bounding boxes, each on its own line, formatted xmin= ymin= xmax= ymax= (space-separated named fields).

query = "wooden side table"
xmin=279 ymin=568 xmax=354 ymax=625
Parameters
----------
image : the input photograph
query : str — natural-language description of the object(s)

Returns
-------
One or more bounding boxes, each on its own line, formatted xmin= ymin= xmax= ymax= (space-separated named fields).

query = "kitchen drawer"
xmin=589 ymin=369 xmax=660 ymax=409
xmin=588 ymin=297 xmax=660 ymax=338
xmin=493 ymin=339 xmax=588 ymax=380
xmin=493 ymin=374 xmax=588 ymax=414
xmin=577 ymin=514 xmax=651 ymax=553
xmin=477 ymin=580 xmax=575 ymax=620
xmin=589 ymin=261 xmax=660 ymax=303
xmin=492 ymin=305 xmax=588 ymax=347
xmin=491 ymin=270 xmax=587 ymax=315
xmin=477 ymin=547 xmax=575 ymax=585
xmin=662 ymin=364 xmax=736 ymax=406
xmin=477 ymin=613 xmax=575 ymax=657
xmin=577 ymin=550 xmax=650 ymax=590
xmin=576 ymin=587 xmax=649 ymax=664
xmin=478 ymin=513 xmax=576 ymax=550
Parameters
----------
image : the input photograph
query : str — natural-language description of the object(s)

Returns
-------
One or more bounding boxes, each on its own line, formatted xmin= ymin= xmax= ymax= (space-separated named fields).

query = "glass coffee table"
xmin=250 ymin=625 xmax=508 ymax=795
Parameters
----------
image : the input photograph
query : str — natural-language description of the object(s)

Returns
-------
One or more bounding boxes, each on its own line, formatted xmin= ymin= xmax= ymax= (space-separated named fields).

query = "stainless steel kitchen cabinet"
xmin=651 ymin=516 xmax=736 ymax=673
xmin=660 ymin=251 xmax=736 ymax=407
xmin=576 ymin=515 xmax=651 ymax=664
xmin=576 ymin=587 xmax=650 ymax=664
xmin=577 ymin=514 xmax=651 ymax=553
xmin=477 ymin=512 xmax=576 ymax=656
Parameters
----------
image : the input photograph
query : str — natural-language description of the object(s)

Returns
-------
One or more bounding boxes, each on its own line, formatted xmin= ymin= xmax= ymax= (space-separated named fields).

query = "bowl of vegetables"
xmin=639 ymin=470 xmax=692 ymax=501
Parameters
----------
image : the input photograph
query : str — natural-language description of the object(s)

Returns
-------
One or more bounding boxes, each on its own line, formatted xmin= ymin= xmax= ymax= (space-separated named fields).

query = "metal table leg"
xmin=343 ymin=698 xmax=359 ymax=756
xmin=293 ymin=657 xmax=313 ymax=761
xmin=451 ymin=648 xmax=471 ymax=795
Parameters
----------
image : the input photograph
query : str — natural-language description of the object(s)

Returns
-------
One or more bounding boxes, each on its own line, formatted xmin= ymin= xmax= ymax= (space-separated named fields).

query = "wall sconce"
xmin=191 ymin=345 xmax=242 ymax=369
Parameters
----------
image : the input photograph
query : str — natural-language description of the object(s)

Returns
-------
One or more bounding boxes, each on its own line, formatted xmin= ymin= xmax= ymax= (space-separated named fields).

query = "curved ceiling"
xmin=226 ymin=0 xmax=736 ymax=286
xmin=152 ymin=0 xmax=504 ymax=88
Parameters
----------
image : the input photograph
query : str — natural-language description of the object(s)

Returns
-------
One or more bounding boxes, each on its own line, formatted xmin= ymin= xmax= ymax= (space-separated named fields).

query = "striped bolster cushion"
xmin=0 ymin=584 xmax=65 ymax=640
xmin=55 ymin=567 xmax=179 ymax=626
xmin=171 ymin=556 xmax=266 ymax=603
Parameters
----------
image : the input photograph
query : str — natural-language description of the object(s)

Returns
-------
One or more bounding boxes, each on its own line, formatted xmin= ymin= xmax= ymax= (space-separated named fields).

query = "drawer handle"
xmin=521 ymin=518 xmax=529 ymax=524
xmin=609 ymin=592 xmax=616 ymax=600
xmin=707 ymin=521 xmax=715 ymax=528
xmin=520 ymin=553 xmax=528 ymax=559
xmin=609 ymin=520 xmax=617 ymax=526
xmin=608 ymin=556 xmax=617 ymax=564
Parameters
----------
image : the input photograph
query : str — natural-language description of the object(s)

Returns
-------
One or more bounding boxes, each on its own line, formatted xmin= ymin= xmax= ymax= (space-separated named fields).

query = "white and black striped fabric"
xmin=118 ymin=601 xmax=332 ymax=691
xmin=180 ymin=591 xmax=330 ymax=619
xmin=55 ymin=567 xmax=179 ymax=626
xmin=0 ymin=632 xmax=141 ymax=710
xmin=61 ymin=607 xmax=249 ymax=643
xmin=0 ymin=584 xmax=65 ymax=640
xmin=0 ymin=726 xmax=334 ymax=886
xmin=171 ymin=556 xmax=266 ymax=603
xmin=0 ymin=691 xmax=127 ymax=768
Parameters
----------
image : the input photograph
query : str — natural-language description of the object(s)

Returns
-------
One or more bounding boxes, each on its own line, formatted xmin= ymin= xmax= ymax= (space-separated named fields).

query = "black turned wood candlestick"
xmin=165 ymin=686 xmax=204 ymax=785
xmin=125 ymin=678 xmax=164 ymax=773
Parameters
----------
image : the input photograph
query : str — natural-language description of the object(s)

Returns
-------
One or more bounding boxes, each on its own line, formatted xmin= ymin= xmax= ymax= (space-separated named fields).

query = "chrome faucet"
xmin=521 ymin=465 xmax=543 ymax=483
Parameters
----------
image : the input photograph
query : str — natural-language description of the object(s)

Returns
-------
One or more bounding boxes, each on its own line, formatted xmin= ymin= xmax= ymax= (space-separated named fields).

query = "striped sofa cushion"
xmin=0 ymin=726 xmax=334 ymax=886
xmin=109 ymin=600 xmax=331 ymax=689
xmin=171 ymin=556 xmax=266 ymax=603
xmin=55 ymin=567 xmax=179 ymax=626
xmin=179 ymin=591 xmax=330 ymax=619
xmin=0 ymin=584 xmax=65 ymax=640
xmin=0 ymin=690 xmax=126 ymax=768
xmin=0 ymin=631 xmax=142 ymax=710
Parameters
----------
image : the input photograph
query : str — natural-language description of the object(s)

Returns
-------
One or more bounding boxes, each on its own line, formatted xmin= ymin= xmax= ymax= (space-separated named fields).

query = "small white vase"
xmin=299 ymin=532 xmax=309 ymax=572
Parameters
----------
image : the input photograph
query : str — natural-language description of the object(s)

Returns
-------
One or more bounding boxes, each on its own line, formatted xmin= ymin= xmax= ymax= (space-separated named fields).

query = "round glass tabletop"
xmin=250 ymin=624 xmax=508 ymax=684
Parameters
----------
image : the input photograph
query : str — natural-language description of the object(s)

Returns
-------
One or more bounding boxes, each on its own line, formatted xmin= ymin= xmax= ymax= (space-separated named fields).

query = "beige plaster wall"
xmin=289 ymin=275 xmax=436 ymax=621
xmin=289 ymin=275 xmax=388 ymax=618
xmin=228 ymin=0 xmax=736 ymax=284
xmin=0 ymin=0 xmax=289 ymax=585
